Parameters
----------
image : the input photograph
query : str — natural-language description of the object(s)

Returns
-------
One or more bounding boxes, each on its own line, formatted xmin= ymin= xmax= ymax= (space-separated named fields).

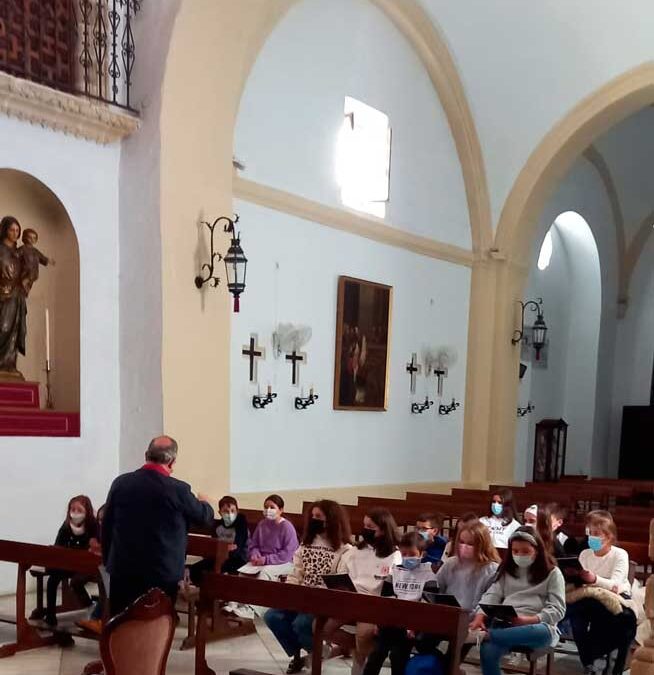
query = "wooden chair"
xmin=84 ymin=588 xmax=175 ymax=675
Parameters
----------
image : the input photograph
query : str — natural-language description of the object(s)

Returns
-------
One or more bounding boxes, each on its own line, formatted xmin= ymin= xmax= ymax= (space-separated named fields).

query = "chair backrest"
xmin=100 ymin=588 xmax=175 ymax=675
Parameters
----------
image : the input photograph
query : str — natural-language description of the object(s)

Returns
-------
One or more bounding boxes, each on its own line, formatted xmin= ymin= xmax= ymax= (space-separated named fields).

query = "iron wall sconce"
xmin=512 ymin=298 xmax=548 ymax=360
xmin=295 ymin=390 xmax=319 ymax=410
xmin=517 ymin=401 xmax=535 ymax=418
xmin=412 ymin=397 xmax=434 ymax=414
xmin=253 ymin=387 xmax=277 ymax=410
xmin=195 ymin=215 xmax=248 ymax=312
xmin=439 ymin=398 xmax=460 ymax=416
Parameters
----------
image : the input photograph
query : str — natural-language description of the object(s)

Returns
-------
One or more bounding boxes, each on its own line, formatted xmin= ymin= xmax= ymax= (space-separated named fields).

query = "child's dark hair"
xmin=219 ymin=495 xmax=239 ymax=510
xmin=498 ymin=526 xmax=555 ymax=585
xmin=546 ymin=502 xmax=567 ymax=522
xmin=359 ymin=507 xmax=400 ymax=558
xmin=66 ymin=495 xmax=97 ymax=532
xmin=400 ymin=531 xmax=426 ymax=553
xmin=303 ymin=499 xmax=352 ymax=549
xmin=264 ymin=494 xmax=284 ymax=510
xmin=489 ymin=487 xmax=518 ymax=526
xmin=417 ymin=512 xmax=443 ymax=530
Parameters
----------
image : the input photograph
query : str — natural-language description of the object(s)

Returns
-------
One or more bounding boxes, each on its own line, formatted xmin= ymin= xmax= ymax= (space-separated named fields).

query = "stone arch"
xmin=158 ymin=0 xmax=491 ymax=491
xmin=495 ymin=63 xmax=654 ymax=267
xmin=0 ymin=168 xmax=80 ymax=412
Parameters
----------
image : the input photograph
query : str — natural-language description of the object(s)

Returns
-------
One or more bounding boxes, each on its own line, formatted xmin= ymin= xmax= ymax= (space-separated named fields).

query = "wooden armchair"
xmin=83 ymin=588 xmax=175 ymax=675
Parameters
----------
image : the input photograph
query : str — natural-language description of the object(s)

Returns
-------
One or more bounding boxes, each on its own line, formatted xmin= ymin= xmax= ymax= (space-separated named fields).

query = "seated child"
xmin=415 ymin=513 xmax=448 ymax=564
xmin=362 ymin=532 xmax=436 ymax=675
xmin=45 ymin=495 xmax=98 ymax=627
xmin=189 ymin=495 xmax=250 ymax=585
xmin=470 ymin=527 xmax=565 ymax=675
xmin=442 ymin=512 xmax=478 ymax=559
xmin=523 ymin=505 xmax=538 ymax=526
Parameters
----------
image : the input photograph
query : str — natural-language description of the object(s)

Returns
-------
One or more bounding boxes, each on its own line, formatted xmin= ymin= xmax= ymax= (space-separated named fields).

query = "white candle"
xmin=45 ymin=308 xmax=51 ymax=366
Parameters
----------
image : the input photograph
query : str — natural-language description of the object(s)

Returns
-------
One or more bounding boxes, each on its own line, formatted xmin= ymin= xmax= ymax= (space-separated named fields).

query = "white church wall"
xmin=235 ymin=0 xmax=471 ymax=249
xmin=118 ymin=0 xmax=180 ymax=471
xmin=0 ymin=116 xmax=120 ymax=593
xmin=425 ymin=0 xmax=654 ymax=227
xmin=230 ymin=199 xmax=470 ymax=492
xmin=609 ymin=235 xmax=654 ymax=474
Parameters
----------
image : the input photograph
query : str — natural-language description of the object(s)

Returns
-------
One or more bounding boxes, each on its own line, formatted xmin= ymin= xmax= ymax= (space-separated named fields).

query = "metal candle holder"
xmin=411 ymin=397 xmax=434 ymax=414
xmin=44 ymin=360 xmax=53 ymax=410
xmin=438 ymin=398 xmax=460 ymax=416
xmin=253 ymin=389 xmax=277 ymax=410
xmin=295 ymin=391 xmax=319 ymax=411
xmin=517 ymin=401 xmax=535 ymax=418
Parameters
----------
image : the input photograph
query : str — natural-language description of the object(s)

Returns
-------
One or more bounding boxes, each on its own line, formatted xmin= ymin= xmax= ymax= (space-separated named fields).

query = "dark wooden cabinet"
xmin=619 ymin=406 xmax=654 ymax=479
xmin=533 ymin=418 xmax=568 ymax=482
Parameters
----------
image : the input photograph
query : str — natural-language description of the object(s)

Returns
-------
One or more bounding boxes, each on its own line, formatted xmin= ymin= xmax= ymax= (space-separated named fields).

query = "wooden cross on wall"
xmin=242 ymin=334 xmax=265 ymax=383
xmin=406 ymin=353 xmax=422 ymax=394
xmin=285 ymin=350 xmax=307 ymax=387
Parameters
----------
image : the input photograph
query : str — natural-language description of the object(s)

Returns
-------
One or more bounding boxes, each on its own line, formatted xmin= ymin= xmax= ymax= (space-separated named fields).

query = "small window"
xmin=538 ymin=230 xmax=553 ymax=271
xmin=335 ymin=97 xmax=391 ymax=218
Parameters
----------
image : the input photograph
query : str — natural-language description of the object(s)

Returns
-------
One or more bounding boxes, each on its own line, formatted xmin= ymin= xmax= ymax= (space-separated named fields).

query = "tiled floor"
xmin=0 ymin=594 xmax=592 ymax=675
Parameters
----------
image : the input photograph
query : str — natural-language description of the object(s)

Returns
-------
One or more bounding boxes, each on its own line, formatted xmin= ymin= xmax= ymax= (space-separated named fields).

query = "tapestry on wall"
xmin=333 ymin=275 xmax=392 ymax=411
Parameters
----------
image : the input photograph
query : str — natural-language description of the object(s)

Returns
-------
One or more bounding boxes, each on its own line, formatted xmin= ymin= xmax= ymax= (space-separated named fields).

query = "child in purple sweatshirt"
xmin=230 ymin=494 xmax=299 ymax=619
xmin=249 ymin=494 xmax=299 ymax=565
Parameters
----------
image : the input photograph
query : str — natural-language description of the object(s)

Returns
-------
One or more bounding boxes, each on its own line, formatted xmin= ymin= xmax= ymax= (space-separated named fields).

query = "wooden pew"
xmin=181 ymin=536 xmax=256 ymax=650
xmin=194 ymin=574 xmax=469 ymax=675
xmin=0 ymin=540 xmax=99 ymax=658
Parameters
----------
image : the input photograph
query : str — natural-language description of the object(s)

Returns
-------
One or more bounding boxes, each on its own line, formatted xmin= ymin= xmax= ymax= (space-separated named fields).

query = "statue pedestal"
xmin=0 ymin=381 xmax=79 ymax=437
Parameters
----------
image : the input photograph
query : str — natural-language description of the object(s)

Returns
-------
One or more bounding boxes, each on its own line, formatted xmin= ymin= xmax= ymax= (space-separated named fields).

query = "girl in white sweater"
xmin=479 ymin=488 xmax=521 ymax=550
xmin=567 ymin=511 xmax=637 ymax=675
xmin=470 ymin=527 xmax=566 ymax=675
xmin=264 ymin=500 xmax=352 ymax=674
xmin=323 ymin=508 xmax=402 ymax=674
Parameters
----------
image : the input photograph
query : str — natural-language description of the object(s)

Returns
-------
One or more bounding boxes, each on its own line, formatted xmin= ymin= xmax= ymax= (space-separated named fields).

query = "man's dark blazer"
xmin=103 ymin=467 xmax=214 ymax=584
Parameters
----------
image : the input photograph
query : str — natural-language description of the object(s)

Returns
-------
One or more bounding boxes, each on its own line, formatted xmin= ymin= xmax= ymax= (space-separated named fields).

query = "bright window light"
xmin=538 ymin=230 xmax=553 ymax=271
xmin=335 ymin=97 xmax=391 ymax=218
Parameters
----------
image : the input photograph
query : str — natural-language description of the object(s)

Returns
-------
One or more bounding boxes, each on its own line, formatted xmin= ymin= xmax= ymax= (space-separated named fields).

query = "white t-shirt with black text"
xmin=480 ymin=516 xmax=521 ymax=549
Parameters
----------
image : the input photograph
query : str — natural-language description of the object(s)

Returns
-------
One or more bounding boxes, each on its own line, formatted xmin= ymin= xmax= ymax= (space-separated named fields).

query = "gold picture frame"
xmin=333 ymin=276 xmax=393 ymax=411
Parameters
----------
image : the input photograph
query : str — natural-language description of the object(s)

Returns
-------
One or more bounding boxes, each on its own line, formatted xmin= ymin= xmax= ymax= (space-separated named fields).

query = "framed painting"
xmin=333 ymin=276 xmax=393 ymax=411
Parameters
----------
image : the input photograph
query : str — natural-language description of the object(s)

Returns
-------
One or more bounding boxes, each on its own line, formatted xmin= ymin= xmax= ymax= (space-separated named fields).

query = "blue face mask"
xmin=588 ymin=535 xmax=603 ymax=552
xmin=402 ymin=557 xmax=422 ymax=570
xmin=418 ymin=530 xmax=431 ymax=541
xmin=491 ymin=502 xmax=503 ymax=517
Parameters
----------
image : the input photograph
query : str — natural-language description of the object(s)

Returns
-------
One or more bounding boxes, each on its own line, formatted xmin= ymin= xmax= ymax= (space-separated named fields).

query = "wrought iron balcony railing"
xmin=0 ymin=0 xmax=141 ymax=112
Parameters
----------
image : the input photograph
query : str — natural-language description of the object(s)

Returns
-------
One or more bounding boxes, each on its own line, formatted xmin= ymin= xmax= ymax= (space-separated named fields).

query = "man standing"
xmin=102 ymin=435 xmax=215 ymax=615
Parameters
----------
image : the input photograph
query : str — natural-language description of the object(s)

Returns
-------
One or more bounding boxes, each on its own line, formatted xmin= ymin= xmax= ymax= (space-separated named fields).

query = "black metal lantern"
xmin=512 ymin=297 xmax=548 ymax=360
xmin=194 ymin=214 xmax=247 ymax=313
xmin=224 ymin=230 xmax=248 ymax=313
xmin=531 ymin=309 xmax=548 ymax=360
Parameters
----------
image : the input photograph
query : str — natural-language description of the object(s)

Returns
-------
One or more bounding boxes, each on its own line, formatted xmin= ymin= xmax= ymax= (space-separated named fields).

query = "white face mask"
xmin=222 ymin=512 xmax=236 ymax=526
xmin=264 ymin=508 xmax=278 ymax=520
xmin=513 ymin=554 xmax=535 ymax=569
xmin=70 ymin=512 xmax=85 ymax=525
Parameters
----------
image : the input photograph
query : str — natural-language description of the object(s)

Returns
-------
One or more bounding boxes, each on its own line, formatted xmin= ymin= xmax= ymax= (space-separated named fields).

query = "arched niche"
xmin=515 ymin=211 xmax=601 ymax=481
xmin=0 ymin=169 xmax=80 ymax=414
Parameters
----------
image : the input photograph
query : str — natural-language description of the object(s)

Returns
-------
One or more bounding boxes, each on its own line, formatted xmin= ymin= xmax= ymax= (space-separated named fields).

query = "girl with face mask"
xmin=568 ymin=512 xmax=636 ymax=675
xmin=265 ymin=500 xmax=352 ymax=674
xmin=435 ymin=521 xmax=500 ymax=616
xmin=323 ymin=508 xmax=402 ymax=675
xmin=45 ymin=495 xmax=98 ymax=627
xmin=480 ymin=488 xmax=521 ymax=550
xmin=232 ymin=494 xmax=299 ymax=619
xmin=469 ymin=527 xmax=565 ymax=675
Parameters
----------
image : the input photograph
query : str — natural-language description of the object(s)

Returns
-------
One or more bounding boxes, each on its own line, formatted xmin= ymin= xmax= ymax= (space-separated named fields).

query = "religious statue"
xmin=0 ymin=216 xmax=53 ymax=381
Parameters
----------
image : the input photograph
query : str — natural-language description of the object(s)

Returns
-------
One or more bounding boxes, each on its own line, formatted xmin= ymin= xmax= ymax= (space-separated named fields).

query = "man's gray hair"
xmin=146 ymin=436 xmax=178 ymax=465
